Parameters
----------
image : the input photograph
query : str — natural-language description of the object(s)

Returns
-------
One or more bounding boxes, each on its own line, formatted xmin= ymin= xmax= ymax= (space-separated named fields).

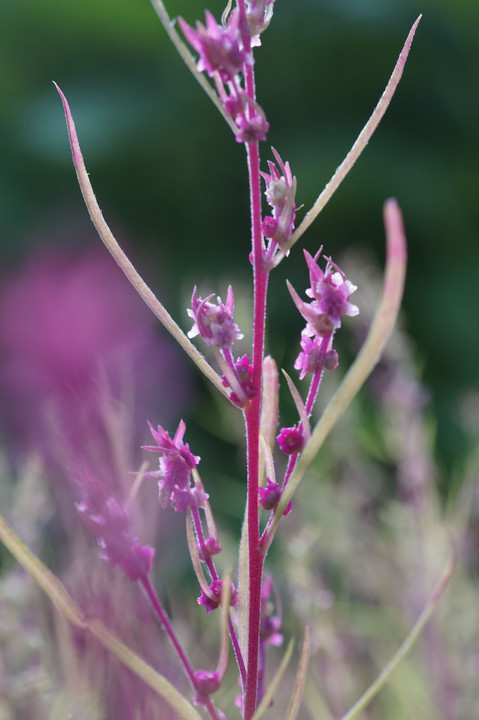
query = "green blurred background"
xmin=1 ymin=0 xmax=478 ymax=483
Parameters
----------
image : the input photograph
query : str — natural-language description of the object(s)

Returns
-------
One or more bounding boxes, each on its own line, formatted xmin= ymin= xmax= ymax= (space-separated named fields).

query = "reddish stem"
xmin=141 ymin=575 xmax=224 ymax=719
xmin=140 ymin=575 xmax=196 ymax=686
xmin=190 ymin=506 xmax=247 ymax=688
xmin=241 ymin=57 xmax=270 ymax=720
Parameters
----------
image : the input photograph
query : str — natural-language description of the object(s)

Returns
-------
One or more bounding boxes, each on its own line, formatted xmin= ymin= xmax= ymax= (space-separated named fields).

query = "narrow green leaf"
xmin=284 ymin=627 xmax=310 ymax=720
xmin=0 ymin=514 xmax=203 ymax=720
xmin=54 ymin=82 xmax=229 ymax=400
xmin=87 ymin=619 xmax=203 ymax=720
xmin=263 ymin=199 xmax=407 ymax=553
xmin=282 ymin=369 xmax=311 ymax=442
xmin=251 ymin=640 xmax=294 ymax=720
xmin=260 ymin=356 xmax=279 ymax=453
xmin=216 ymin=570 xmax=232 ymax=682
xmin=0 ymin=515 xmax=84 ymax=629
xmin=340 ymin=550 xmax=455 ymax=720
xmin=273 ymin=16 xmax=421 ymax=265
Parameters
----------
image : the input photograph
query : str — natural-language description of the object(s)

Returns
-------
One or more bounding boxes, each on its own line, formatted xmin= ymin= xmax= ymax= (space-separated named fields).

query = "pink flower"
xmin=222 ymin=354 xmax=257 ymax=407
xmin=258 ymin=478 xmax=281 ymax=511
xmin=193 ymin=670 xmax=221 ymax=701
xmin=197 ymin=579 xmax=238 ymax=614
xmin=188 ymin=285 xmax=243 ymax=349
xmin=294 ymin=333 xmax=325 ymax=380
xmin=178 ymin=10 xmax=247 ymax=82
xmin=143 ymin=420 xmax=203 ymax=512
xmin=246 ymin=0 xmax=276 ymax=39
xmin=304 ymin=249 xmax=359 ymax=329
xmin=76 ymin=472 xmax=154 ymax=581
xmin=235 ymin=111 xmax=270 ymax=144
xmin=293 ymin=332 xmax=339 ymax=379
xmin=260 ymin=148 xmax=296 ymax=247
xmin=288 ymin=249 xmax=358 ymax=341
xmin=276 ymin=425 xmax=304 ymax=455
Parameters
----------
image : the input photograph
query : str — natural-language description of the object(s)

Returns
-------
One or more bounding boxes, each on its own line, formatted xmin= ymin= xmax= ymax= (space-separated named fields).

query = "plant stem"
xmin=140 ymin=575 xmax=196 ymax=687
xmin=242 ymin=55 xmax=270 ymax=720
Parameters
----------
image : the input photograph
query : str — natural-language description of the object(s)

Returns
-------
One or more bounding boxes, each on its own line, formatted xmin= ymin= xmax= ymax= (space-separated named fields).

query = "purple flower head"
xmin=188 ymin=286 xmax=243 ymax=349
xmin=143 ymin=420 xmax=203 ymax=512
xmin=288 ymin=250 xmax=358 ymax=339
xmin=304 ymin=250 xmax=359 ymax=329
xmin=222 ymin=354 xmax=257 ymax=407
xmin=193 ymin=670 xmax=221 ymax=699
xmin=294 ymin=333 xmax=325 ymax=380
xmin=293 ymin=332 xmax=339 ymax=379
xmin=258 ymin=478 xmax=282 ymax=511
xmin=197 ymin=579 xmax=238 ymax=614
xmin=76 ymin=473 xmax=154 ymax=581
xmin=246 ymin=0 xmax=276 ymax=39
xmin=178 ymin=10 xmax=247 ymax=83
xmin=276 ymin=425 xmax=304 ymax=455
xmin=260 ymin=148 xmax=296 ymax=247
xmin=324 ymin=349 xmax=339 ymax=371
xmin=235 ymin=106 xmax=270 ymax=144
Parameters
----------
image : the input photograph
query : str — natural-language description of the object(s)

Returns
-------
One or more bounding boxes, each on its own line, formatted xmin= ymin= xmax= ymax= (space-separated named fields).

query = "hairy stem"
xmin=238 ymin=0 xmax=269 ymax=713
xmin=140 ymin=575 xmax=197 ymax=687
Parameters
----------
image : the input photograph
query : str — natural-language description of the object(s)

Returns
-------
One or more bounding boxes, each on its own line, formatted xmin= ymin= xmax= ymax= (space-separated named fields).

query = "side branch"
xmin=55 ymin=83 xmax=229 ymax=400
xmin=263 ymin=199 xmax=407 ymax=551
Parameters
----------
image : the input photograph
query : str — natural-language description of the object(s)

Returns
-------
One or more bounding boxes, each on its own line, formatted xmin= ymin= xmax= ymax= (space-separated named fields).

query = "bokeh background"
xmin=1 ymin=2 xmax=479 ymax=719
xmin=1 ymin=0 xmax=478 ymax=481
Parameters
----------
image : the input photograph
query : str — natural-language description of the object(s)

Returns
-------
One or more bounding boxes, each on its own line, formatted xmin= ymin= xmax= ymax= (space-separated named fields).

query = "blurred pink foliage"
xmin=0 ymin=247 xmax=192 ymax=466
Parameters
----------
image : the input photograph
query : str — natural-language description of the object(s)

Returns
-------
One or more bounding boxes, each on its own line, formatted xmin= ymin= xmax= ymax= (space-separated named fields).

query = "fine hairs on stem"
xmin=0 ymin=4 xmax=455 ymax=720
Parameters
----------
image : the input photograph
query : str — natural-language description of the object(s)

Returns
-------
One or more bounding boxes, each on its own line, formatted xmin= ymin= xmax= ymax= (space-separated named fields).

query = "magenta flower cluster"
xmin=188 ymin=285 xmax=242 ymax=349
xmin=179 ymin=5 xmax=272 ymax=143
xmin=290 ymin=250 xmax=358 ymax=380
xmin=188 ymin=286 xmax=257 ymax=409
xmin=142 ymin=419 xmax=204 ymax=513
xmin=76 ymin=473 xmax=154 ymax=581
xmin=271 ymin=251 xmax=358 ymax=465
xmin=43 ymin=0 xmax=419 ymax=717
xmin=260 ymin=147 xmax=296 ymax=252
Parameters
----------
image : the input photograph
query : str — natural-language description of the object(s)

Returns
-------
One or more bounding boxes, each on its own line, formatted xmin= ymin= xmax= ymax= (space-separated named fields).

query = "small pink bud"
xmin=258 ymin=478 xmax=282 ymax=511
xmin=324 ymin=349 xmax=339 ymax=370
xmin=197 ymin=537 xmax=222 ymax=561
xmin=276 ymin=425 xmax=304 ymax=455
xmin=193 ymin=669 xmax=220 ymax=696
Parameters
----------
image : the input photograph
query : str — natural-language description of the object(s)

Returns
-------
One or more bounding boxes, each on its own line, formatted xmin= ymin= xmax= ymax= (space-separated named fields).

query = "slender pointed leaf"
xmin=340 ymin=550 xmax=455 ymax=720
xmin=263 ymin=199 xmax=407 ymax=552
xmin=55 ymin=83 xmax=228 ymax=400
xmin=0 ymin=515 xmax=202 ymax=720
xmin=251 ymin=640 xmax=294 ymax=720
xmin=282 ymin=369 xmax=311 ymax=441
xmin=284 ymin=627 xmax=310 ymax=720
xmin=273 ymin=16 xmax=421 ymax=265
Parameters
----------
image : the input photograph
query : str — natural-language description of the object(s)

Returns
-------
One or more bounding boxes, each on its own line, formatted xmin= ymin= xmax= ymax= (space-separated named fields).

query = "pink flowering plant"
xmin=0 ymin=3 xmax=456 ymax=719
